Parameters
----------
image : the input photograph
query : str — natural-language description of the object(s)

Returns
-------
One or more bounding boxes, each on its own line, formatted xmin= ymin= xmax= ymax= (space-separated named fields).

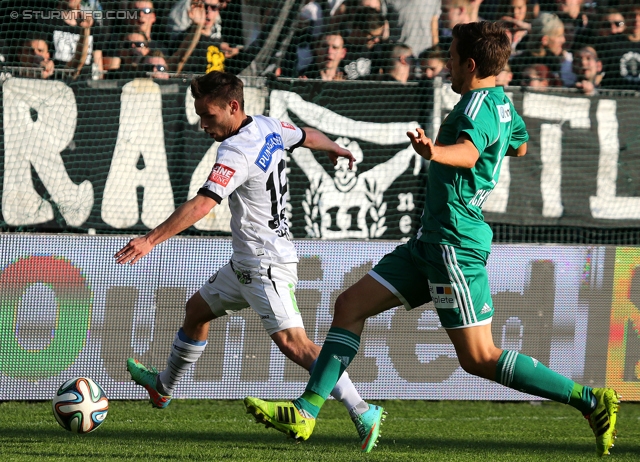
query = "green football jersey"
xmin=418 ymin=86 xmax=529 ymax=252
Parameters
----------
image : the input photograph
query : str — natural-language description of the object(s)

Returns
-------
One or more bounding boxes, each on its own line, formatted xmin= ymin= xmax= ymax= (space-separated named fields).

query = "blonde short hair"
xmin=530 ymin=12 xmax=563 ymax=48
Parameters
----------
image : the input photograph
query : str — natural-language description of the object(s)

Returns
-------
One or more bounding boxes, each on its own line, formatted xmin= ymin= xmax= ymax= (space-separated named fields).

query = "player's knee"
xmin=184 ymin=295 xmax=214 ymax=328
xmin=334 ymin=291 xmax=363 ymax=322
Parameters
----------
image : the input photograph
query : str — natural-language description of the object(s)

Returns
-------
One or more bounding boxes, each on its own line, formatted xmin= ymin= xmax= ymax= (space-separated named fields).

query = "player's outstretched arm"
xmin=407 ymin=128 xmax=479 ymax=168
xmin=114 ymin=194 xmax=217 ymax=265
xmin=301 ymin=127 xmax=356 ymax=170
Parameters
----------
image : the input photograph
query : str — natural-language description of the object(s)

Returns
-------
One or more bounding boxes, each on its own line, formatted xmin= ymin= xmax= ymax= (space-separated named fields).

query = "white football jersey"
xmin=198 ymin=115 xmax=305 ymax=265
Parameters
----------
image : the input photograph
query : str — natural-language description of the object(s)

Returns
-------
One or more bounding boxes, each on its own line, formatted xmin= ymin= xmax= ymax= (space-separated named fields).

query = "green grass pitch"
xmin=1 ymin=400 xmax=639 ymax=461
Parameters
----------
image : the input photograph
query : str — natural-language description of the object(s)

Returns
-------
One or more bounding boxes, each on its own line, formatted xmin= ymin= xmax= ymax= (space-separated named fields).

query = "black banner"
xmin=1 ymin=78 xmax=639 ymax=237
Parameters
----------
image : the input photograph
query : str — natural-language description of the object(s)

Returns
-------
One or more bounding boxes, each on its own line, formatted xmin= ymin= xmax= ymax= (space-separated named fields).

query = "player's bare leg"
xmin=270 ymin=327 xmax=319 ymax=370
xmin=181 ymin=291 xmax=218 ymax=341
xmin=445 ymin=324 xmax=502 ymax=380
xmin=332 ymin=274 xmax=404 ymax=333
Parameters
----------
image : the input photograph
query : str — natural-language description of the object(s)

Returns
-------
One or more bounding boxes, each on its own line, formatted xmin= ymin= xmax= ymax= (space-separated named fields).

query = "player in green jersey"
xmin=244 ymin=21 xmax=620 ymax=456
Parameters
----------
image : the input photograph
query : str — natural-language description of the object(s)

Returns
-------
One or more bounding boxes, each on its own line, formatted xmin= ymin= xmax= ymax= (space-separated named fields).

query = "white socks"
xmin=158 ymin=328 xmax=207 ymax=395
xmin=310 ymin=359 xmax=367 ymax=414
xmin=333 ymin=370 xmax=368 ymax=415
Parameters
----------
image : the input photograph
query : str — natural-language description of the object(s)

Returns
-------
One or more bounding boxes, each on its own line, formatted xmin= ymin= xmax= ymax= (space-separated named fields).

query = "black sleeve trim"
xmin=198 ymin=188 xmax=223 ymax=204
xmin=288 ymin=128 xmax=307 ymax=151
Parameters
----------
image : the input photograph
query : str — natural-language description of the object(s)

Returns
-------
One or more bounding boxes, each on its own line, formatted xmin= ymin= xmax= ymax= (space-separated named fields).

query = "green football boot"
xmin=351 ymin=404 xmax=386 ymax=453
xmin=127 ymin=358 xmax=172 ymax=409
xmin=244 ymin=397 xmax=315 ymax=441
xmin=586 ymin=388 xmax=621 ymax=456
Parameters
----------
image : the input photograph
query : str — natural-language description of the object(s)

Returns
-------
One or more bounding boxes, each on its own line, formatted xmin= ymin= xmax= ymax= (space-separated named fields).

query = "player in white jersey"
xmin=114 ymin=71 xmax=385 ymax=443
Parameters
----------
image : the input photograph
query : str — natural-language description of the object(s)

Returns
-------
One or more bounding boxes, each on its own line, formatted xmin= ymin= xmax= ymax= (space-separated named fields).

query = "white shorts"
xmin=198 ymin=259 xmax=304 ymax=335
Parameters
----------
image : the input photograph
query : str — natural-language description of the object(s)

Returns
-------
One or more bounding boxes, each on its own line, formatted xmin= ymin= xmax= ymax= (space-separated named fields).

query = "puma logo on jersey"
xmin=208 ymin=163 xmax=235 ymax=187
xmin=281 ymin=121 xmax=296 ymax=130
xmin=256 ymin=133 xmax=284 ymax=172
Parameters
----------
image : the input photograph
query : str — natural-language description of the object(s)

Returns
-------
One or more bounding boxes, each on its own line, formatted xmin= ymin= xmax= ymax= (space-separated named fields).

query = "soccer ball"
xmin=52 ymin=377 xmax=109 ymax=433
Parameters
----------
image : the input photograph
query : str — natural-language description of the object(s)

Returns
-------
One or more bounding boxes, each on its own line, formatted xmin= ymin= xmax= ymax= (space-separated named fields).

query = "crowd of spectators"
xmin=1 ymin=0 xmax=639 ymax=92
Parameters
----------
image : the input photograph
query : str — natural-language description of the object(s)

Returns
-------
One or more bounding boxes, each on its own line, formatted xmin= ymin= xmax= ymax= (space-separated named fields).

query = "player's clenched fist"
xmin=407 ymin=128 xmax=436 ymax=160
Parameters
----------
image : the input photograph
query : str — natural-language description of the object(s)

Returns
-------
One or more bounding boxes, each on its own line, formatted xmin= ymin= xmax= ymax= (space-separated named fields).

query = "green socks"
xmin=496 ymin=350 xmax=596 ymax=414
xmin=295 ymin=343 xmax=599 ymax=418
xmin=293 ymin=327 xmax=361 ymax=418
xmin=569 ymin=383 xmax=597 ymax=415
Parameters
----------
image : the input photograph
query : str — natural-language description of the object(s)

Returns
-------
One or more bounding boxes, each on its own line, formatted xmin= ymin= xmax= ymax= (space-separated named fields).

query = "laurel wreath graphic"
xmin=365 ymin=178 xmax=387 ymax=238
xmin=302 ymin=177 xmax=321 ymax=238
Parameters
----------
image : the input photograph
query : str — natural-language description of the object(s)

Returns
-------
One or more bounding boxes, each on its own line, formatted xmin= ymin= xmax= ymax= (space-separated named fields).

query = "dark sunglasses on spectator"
xmin=154 ymin=65 xmax=167 ymax=72
xmin=367 ymin=33 xmax=384 ymax=41
xmin=136 ymin=7 xmax=154 ymax=14
xmin=609 ymin=21 xmax=624 ymax=27
xmin=205 ymin=4 xmax=220 ymax=11
xmin=130 ymin=41 xmax=147 ymax=48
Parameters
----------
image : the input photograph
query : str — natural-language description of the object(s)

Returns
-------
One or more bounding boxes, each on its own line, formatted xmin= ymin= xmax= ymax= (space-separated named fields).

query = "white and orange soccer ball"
xmin=52 ymin=377 xmax=109 ymax=433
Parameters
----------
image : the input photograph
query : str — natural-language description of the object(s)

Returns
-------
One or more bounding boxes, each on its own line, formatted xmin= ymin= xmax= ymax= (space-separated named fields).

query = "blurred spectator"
xmin=295 ymin=0 xmax=324 ymax=75
xmin=598 ymin=9 xmax=626 ymax=38
xmin=48 ymin=0 xmax=105 ymax=79
xmin=555 ymin=0 xmax=591 ymax=51
xmin=167 ymin=0 xmax=242 ymax=48
xmin=522 ymin=63 xmax=550 ymax=88
xmin=129 ymin=0 xmax=166 ymax=51
xmin=112 ymin=29 xmax=150 ymax=78
xmin=237 ymin=0 xmax=266 ymax=48
xmin=142 ymin=49 xmax=170 ymax=78
xmin=418 ymin=45 xmax=448 ymax=80
xmin=598 ymin=6 xmax=640 ymax=90
xmin=169 ymin=0 xmax=221 ymax=40
xmin=499 ymin=0 xmax=532 ymax=54
xmin=0 ymin=39 xmax=10 ymax=83
xmin=469 ymin=0 xmax=484 ymax=22
xmin=300 ymin=30 xmax=347 ymax=80
xmin=327 ymin=0 xmax=349 ymax=22
xmin=439 ymin=0 xmax=472 ymax=49
xmin=495 ymin=62 xmax=513 ymax=86
xmin=170 ymin=0 xmax=241 ymax=74
xmin=18 ymin=37 xmax=55 ymax=79
xmin=572 ymin=46 xmax=602 ymax=95
xmin=342 ymin=7 xmax=386 ymax=80
xmin=530 ymin=0 xmax=555 ymax=19
xmin=629 ymin=5 xmax=640 ymax=43
xmin=387 ymin=0 xmax=441 ymax=57
xmin=357 ymin=0 xmax=400 ymax=42
xmin=510 ymin=12 xmax=573 ymax=86
xmin=373 ymin=42 xmax=414 ymax=82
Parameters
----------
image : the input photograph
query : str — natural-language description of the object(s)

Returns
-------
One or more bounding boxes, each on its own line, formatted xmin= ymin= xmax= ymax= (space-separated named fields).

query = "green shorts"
xmin=369 ymin=238 xmax=494 ymax=329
